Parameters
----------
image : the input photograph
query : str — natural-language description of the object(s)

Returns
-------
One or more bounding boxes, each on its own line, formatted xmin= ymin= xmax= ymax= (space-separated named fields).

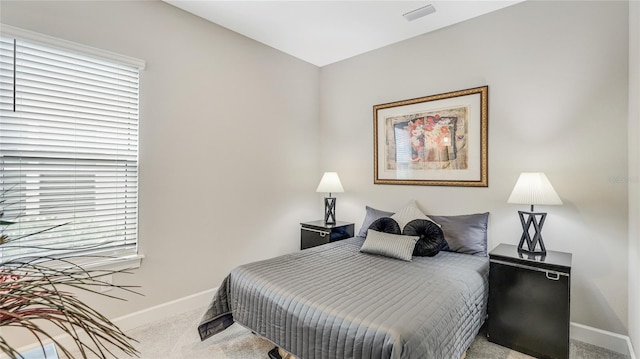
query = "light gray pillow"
xmin=357 ymin=206 xmax=394 ymax=238
xmin=360 ymin=229 xmax=419 ymax=261
xmin=428 ymin=213 xmax=489 ymax=256
xmin=390 ymin=201 xmax=439 ymax=230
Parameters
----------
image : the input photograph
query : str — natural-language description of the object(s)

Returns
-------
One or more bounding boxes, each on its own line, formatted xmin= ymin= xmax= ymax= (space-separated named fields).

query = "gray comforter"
xmin=199 ymin=237 xmax=489 ymax=359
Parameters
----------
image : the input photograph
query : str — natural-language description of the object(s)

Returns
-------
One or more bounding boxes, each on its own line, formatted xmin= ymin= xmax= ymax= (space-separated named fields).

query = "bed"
xmin=198 ymin=210 xmax=490 ymax=359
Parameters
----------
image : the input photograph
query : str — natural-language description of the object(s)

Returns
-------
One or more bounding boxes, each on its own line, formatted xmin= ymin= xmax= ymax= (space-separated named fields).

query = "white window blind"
xmin=0 ymin=32 xmax=142 ymax=263
xmin=394 ymin=126 xmax=412 ymax=164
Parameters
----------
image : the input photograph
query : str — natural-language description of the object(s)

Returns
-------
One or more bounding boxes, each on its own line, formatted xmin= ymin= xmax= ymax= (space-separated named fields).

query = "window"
xmin=0 ymin=26 xmax=144 ymax=266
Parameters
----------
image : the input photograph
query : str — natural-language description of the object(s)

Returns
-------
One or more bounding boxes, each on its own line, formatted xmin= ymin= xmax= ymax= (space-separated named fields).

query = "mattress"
xmin=199 ymin=236 xmax=489 ymax=359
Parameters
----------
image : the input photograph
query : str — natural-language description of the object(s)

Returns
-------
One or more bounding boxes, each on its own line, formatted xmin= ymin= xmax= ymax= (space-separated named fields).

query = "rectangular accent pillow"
xmin=357 ymin=206 xmax=394 ymax=238
xmin=360 ymin=229 xmax=419 ymax=261
xmin=428 ymin=213 xmax=489 ymax=256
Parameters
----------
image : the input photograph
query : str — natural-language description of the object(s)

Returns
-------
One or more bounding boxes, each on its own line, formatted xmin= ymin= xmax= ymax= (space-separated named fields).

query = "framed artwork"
xmin=373 ymin=86 xmax=488 ymax=187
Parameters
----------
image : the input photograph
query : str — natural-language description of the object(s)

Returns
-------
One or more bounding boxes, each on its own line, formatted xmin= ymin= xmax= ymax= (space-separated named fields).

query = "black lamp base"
xmin=324 ymin=197 xmax=336 ymax=225
xmin=517 ymin=210 xmax=547 ymax=255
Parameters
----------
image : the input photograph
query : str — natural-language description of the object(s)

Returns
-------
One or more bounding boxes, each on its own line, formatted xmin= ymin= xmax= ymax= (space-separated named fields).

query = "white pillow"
xmin=391 ymin=202 xmax=439 ymax=230
xmin=360 ymin=229 xmax=419 ymax=262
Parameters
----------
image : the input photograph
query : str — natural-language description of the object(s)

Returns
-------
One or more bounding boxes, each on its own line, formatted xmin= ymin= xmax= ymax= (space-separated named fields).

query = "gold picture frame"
xmin=374 ymin=86 xmax=488 ymax=187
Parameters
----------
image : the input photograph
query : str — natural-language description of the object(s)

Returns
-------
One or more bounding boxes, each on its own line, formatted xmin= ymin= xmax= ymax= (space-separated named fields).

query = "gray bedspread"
xmin=199 ymin=236 xmax=489 ymax=359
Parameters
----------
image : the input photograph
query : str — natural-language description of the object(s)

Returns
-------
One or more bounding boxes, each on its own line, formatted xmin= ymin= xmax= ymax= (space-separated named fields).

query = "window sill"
xmin=79 ymin=253 xmax=145 ymax=272
xmin=45 ymin=253 xmax=145 ymax=272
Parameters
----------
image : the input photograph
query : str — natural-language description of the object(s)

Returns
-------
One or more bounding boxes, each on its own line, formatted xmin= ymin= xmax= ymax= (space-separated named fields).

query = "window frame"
xmin=0 ymin=24 xmax=145 ymax=270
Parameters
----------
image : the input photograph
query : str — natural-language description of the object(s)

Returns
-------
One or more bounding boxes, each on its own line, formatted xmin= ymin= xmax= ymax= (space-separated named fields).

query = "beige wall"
xmin=629 ymin=0 xmax=639 ymax=356
xmin=319 ymin=0 xmax=629 ymax=334
xmin=1 ymin=0 xmax=320 ymax=348
xmin=0 ymin=0 xmax=635 ymax=350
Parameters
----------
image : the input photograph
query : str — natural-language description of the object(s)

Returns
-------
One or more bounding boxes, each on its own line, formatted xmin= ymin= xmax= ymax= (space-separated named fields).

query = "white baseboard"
xmin=14 ymin=287 xmax=217 ymax=356
xmin=112 ymin=287 xmax=216 ymax=331
xmin=571 ymin=322 xmax=636 ymax=358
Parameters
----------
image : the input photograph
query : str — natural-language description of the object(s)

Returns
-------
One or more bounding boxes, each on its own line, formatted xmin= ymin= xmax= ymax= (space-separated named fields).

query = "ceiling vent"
xmin=403 ymin=4 xmax=436 ymax=22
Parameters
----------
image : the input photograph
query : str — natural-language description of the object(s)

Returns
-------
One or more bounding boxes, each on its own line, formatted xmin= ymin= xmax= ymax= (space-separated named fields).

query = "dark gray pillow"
xmin=368 ymin=217 xmax=401 ymax=236
xmin=403 ymin=219 xmax=448 ymax=257
xmin=428 ymin=213 xmax=489 ymax=257
xmin=357 ymin=206 xmax=394 ymax=238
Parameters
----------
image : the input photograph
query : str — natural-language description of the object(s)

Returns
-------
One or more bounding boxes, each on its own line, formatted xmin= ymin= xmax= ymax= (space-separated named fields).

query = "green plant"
xmin=0 ymin=188 xmax=141 ymax=358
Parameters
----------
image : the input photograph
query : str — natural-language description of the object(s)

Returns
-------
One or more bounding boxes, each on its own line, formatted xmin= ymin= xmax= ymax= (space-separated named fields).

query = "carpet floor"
xmin=61 ymin=307 xmax=629 ymax=359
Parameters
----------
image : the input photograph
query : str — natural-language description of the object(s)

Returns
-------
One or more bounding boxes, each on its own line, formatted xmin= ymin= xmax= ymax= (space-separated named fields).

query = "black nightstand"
xmin=488 ymin=243 xmax=572 ymax=359
xmin=300 ymin=220 xmax=354 ymax=250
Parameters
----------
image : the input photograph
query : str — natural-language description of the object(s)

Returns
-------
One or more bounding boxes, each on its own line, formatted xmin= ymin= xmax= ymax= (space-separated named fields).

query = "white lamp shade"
xmin=316 ymin=172 xmax=344 ymax=193
xmin=508 ymin=172 xmax=563 ymax=205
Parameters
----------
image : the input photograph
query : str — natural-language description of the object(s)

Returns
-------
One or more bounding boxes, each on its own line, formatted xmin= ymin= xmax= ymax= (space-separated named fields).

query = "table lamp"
xmin=507 ymin=172 xmax=562 ymax=255
xmin=316 ymin=172 xmax=344 ymax=225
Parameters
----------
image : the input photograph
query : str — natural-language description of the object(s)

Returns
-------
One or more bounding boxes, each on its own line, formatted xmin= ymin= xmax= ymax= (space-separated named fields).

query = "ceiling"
xmin=163 ymin=1 xmax=524 ymax=67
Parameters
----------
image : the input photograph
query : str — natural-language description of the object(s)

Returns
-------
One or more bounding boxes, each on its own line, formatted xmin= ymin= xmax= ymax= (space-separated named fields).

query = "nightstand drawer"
xmin=300 ymin=220 xmax=354 ymax=250
xmin=301 ymin=226 xmax=331 ymax=249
